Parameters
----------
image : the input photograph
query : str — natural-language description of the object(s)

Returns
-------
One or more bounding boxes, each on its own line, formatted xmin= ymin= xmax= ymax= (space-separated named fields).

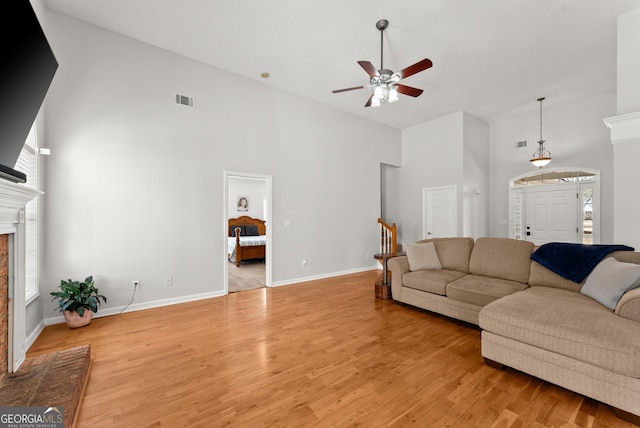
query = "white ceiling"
xmin=43 ymin=0 xmax=640 ymax=129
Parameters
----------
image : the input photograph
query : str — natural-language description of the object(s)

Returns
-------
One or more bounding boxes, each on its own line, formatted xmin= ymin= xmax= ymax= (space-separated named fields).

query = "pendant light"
xmin=530 ymin=97 xmax=551 ymax=168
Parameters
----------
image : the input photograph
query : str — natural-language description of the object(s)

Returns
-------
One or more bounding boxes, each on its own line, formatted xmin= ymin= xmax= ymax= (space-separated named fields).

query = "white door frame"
xmin=223 ymin=170 xmax=272 ymax=293
xmin=422 ymin=185 xmax=458 ymax=239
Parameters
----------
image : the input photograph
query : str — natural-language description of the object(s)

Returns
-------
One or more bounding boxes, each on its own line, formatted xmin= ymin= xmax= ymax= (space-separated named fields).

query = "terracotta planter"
xmin=63 ymin=309 xmax=93 ymax=328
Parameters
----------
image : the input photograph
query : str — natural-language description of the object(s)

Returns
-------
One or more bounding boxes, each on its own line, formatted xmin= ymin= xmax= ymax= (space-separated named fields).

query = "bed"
xmin=228 ymin=216 xmax=267 ymax=267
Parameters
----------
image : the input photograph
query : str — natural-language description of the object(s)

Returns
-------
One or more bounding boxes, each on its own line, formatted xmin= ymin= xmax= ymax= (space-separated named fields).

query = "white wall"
xmin=617 ymin=7 xmax=640 ymax=114
xmin=393 ymin=111 xmax=489 ymax=244
xmin=463 ymin=112 xmax=490 ymax=239
xmin=489 ymin=92 xmax=616 ymax=242
xmin=396 ymin=112 xmax=464 ymax=244
xmin=37 ymin=9 xmax=401 ymax=323
xmin=612 ymin=7 xmax=640 ymax=248
xmin=228 ymin=177 xmax=266 ymax=220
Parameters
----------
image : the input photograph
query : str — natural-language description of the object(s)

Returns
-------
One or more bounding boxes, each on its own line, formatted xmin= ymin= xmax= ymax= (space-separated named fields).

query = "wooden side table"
xmin=373 ymin=251 xmax=405 ymax=300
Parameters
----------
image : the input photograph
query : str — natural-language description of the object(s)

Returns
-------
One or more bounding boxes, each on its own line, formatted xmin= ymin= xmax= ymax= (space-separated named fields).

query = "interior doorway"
xmin=223 ymin=171 xmax=272 ymax=293
xmin=422 ymin=185 xmax=458 ymax=239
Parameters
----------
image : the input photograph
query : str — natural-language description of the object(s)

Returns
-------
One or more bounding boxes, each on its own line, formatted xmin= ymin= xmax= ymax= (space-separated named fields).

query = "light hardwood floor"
xmin=29 ymin=271 xmax=637 ymax=427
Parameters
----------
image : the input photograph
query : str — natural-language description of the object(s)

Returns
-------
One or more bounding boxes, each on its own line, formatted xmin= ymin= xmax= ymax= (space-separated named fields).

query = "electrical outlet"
xmin=132 ymin=280 xmax=140 ymax=290
xmin=165 ymin=276 xmax=173 ymax=286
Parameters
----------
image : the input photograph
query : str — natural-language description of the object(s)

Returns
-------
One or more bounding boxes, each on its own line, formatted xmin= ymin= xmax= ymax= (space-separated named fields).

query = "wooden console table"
xmin=373 ymin=251 xmax=405 ymax=300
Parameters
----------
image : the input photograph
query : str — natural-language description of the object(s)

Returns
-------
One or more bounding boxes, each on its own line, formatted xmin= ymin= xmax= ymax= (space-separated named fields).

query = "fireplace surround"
xmin=0 ymin=179 xmax=39 ymax=376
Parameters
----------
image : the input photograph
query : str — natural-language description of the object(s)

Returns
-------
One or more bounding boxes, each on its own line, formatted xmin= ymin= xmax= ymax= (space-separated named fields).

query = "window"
xmin=14 ymin=125 xmax=39 ymax=303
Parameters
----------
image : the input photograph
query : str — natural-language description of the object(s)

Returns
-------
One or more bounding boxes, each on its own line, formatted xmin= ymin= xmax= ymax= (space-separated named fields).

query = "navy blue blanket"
xmin=530 ymin=242 xmax=634 ymax=283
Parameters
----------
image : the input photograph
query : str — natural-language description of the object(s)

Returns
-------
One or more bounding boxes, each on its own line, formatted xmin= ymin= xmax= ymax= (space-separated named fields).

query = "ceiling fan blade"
xmin=332 ymin=85 xmax=365 ymax=94
xmin=396 ymin=58 xmax=433 ymax=80
xmin=358 ymin=61 xmax=379 ymax=77
xmin=364 ymin=94 xmax=373 ymax=107
xmin=396 ymin=84 xmax=424 ymax=97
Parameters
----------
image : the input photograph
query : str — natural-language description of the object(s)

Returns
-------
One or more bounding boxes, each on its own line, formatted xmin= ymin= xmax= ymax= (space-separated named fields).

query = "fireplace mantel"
xmin=0 ymin=179 xmax=40 ymax=373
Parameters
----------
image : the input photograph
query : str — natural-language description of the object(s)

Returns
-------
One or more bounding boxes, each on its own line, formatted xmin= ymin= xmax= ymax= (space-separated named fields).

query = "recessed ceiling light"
xmin=260 ymin=72 xmax=270 ymax=78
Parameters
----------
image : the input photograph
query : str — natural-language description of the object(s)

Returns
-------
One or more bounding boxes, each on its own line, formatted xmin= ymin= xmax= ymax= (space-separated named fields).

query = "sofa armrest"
xmin=615 ymin=287 xmax=640 ymax=322
xmin=387 ymin=256 xmax=409 ymax=299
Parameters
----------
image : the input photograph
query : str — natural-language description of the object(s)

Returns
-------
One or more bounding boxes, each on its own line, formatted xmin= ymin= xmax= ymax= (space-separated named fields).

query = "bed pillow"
xmin=244 ymin=225 xmax=260 ymax=236
xmin=405 ymin=242 xmax=442 ymax=271
xmin=229 ymin=225 xmax=245 ymax=236
xmin=581 ymin=257 xmax=640 ymax=310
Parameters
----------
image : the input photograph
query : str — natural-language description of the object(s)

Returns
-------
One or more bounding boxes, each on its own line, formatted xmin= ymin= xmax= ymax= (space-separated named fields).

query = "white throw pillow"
xmin=581 ymin=257 xmax=640 ymax=310
xmin=405 ymin=242 xmax=442 ymax=271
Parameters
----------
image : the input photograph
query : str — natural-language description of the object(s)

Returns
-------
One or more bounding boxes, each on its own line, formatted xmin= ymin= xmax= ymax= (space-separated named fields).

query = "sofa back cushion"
xmin=528 ymin=261 xmax=583 ymax=291
xmin=469 ymin=238 xmax=534 ymax=283
xmin=529 ymin=250 xmax=640 ymax=292
xmin=417 ymin=237 xmax=474 ymax=273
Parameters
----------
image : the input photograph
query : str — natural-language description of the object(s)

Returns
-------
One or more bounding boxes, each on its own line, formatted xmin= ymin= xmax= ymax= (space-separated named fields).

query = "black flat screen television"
xmin=0 ymin=1 xmax=58 ymax=183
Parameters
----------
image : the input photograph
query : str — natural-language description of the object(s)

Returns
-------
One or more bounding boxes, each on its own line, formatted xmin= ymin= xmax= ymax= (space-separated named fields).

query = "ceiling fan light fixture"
xmin=530 ymin=97 xmax=552 ymax=168
xmin=388 ymin=86 xmax=399 ymax=103
xmin=331 ymin=19 xmax=432 ymax=108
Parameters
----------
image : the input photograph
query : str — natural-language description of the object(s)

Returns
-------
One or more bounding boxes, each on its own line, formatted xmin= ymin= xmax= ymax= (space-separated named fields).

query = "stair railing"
xmin=377 ymin=218 xmax=397 ymax=254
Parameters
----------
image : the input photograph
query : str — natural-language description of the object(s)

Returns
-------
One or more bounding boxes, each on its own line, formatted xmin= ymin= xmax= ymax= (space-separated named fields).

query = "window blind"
xmin=15 ymin=127 xmax=38 ymax=302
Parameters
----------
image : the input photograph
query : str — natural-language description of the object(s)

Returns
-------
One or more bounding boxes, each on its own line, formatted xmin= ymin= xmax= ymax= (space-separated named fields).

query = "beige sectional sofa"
xmin=387 ymin=237 xmax=640 ymax=423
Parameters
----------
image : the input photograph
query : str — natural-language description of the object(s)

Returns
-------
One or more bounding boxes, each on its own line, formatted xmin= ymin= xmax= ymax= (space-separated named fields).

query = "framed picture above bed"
xmin=237 ymin=196 xmax=249 ymax=211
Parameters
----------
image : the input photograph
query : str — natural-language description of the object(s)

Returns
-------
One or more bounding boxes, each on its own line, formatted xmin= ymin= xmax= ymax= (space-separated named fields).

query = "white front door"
xmin=525 ymin=185 xmax=578 ymax=245
xmin=423 ymin=186 xmax=457 ymax=239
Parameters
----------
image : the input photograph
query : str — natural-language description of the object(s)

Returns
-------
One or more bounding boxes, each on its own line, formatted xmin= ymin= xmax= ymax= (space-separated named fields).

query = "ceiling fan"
xmin=332 ymin=19 xmax=433 ymax=108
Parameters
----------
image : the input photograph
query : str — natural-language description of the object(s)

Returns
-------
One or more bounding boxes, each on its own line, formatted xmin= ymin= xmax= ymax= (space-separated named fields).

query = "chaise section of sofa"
xmin=479 ymin=251 xmax=640 ymax=422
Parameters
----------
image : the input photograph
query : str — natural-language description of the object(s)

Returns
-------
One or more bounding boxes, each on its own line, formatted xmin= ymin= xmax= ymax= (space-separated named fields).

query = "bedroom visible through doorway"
xmin=224 ymin=171 xmax=272 ymax=293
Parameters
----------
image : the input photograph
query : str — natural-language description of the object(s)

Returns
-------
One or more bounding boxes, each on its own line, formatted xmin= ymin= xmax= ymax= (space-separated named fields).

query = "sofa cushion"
xmin=446 ymin=274 xmax=528 ymax=306
xmin=479 ymin=286 xmax=640 ymax=378
xmin=403 ymin=269 xmax=467 ymax=295
xmin=581 ymin=257 xmax=640 ymax=310
xmin=405 ymin=242 xmax=442 ymax=271
xmin=417 ymin=237 xmax=474 ymax=273
xmin=529 ymin=251 xmax=640 ymax=292
xmin=528 ymin=261 xmax=583 ymax=292
xmin=469 ymin=238 xmax=534 ymax=283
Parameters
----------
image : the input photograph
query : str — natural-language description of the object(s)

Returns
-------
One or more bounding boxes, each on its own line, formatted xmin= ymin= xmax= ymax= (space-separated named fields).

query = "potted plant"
xmin=50 ymin=275 xmax=107 ymax=328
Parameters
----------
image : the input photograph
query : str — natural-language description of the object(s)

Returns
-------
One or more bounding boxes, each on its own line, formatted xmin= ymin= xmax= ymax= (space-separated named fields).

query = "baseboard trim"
xmin=26 ymin=320 xmax=46 ymax=350
xmin=40 ymin=266 xmax=377 ymax=331
xmin=43 ymin=289 xmax=227 ymax=326
xmin=270 ymin=265 xmax=377 ymax=287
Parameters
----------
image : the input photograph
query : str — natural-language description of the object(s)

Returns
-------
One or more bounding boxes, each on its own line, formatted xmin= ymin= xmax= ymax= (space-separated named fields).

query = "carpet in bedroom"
xmin=228 ymin=259 xmax=265 ymax=292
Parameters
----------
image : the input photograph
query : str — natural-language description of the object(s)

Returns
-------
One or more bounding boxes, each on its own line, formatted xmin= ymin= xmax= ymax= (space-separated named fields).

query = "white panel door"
xmin=525 ymin=185 xmax=578 ymax=245
xmin=423 ymin=186 xmax=457 ymax=239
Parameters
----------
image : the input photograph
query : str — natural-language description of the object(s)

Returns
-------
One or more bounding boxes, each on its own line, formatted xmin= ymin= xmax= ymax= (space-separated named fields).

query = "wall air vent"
xmin=175 ymin=93 xmax=195 ymax=108
xmin=515 ymin=140 xmax=527 ymax=149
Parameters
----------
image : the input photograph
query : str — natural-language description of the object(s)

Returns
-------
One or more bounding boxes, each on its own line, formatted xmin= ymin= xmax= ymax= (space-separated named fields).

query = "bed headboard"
xmin=228 ymin=216 xmax=266 ymax=236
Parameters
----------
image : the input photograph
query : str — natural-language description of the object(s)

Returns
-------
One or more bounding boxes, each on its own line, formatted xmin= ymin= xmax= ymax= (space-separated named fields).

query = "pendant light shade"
xmin=530 ymin=97 xmax=551 ymax=168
